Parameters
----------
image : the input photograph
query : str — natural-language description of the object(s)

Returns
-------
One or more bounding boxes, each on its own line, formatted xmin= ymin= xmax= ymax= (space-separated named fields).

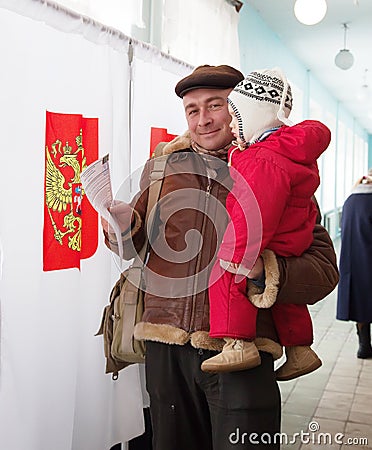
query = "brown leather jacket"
xmin=105 ymin=145 xmax=339 ymax=358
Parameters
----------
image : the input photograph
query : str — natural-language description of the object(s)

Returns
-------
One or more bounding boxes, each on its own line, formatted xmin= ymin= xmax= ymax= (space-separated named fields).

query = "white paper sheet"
xmin=81 ymin=155 xmax=124 ymax=261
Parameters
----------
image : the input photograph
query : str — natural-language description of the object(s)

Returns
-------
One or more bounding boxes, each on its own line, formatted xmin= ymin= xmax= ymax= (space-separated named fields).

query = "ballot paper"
xmin=80 ymin=154 xmax=123 ymax=261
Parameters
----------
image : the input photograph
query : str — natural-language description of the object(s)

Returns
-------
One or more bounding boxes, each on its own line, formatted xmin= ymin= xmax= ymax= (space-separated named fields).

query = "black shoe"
xmin=356 ymin=323 xmax=372 ymax=359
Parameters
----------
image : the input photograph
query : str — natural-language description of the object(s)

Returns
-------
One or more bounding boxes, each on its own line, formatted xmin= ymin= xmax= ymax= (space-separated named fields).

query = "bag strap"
xmin=139 ymin=154 xmax=168 ymax=262
xmin=127 ymin=154 xmax=168 ymax=286
xmin=120 ymin=155 xmax=168 ymax=360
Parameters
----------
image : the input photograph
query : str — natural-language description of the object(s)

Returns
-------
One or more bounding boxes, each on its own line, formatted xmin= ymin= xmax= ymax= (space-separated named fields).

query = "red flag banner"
xmin=43 ymin=111 xmax=99 ymax=271
xmin=149 ymin=127 xmax=178 ymax=157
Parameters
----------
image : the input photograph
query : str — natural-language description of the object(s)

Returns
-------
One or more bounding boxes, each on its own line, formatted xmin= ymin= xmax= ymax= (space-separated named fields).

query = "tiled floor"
xmin=279 ymin=240 xmax=372 ymax=449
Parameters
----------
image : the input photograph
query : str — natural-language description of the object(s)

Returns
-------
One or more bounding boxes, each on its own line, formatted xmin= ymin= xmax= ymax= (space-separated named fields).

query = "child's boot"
xmin=276 ymin=345 xmax=322 ymax=381
xmin=201 ymin=338 xmax=261 ymax=373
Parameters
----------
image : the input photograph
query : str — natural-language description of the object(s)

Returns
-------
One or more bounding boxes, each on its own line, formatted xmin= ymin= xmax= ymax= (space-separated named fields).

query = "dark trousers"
xmin=145 ymin=341 xmax=281 ymax=450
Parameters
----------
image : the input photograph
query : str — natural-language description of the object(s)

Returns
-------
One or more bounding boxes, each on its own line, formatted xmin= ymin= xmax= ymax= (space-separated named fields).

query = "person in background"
xmin=102 ymin=65 xmax=339 ymax=450
xmin=202 ymin=68 xmax=330 ymax=381
xmin=337 ymin=168 xmax=372 ymax=359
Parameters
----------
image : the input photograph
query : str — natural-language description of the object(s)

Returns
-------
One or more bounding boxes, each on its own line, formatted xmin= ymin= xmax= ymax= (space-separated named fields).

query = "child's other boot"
xmin=276 ymin=345 xmax=322 ymax=381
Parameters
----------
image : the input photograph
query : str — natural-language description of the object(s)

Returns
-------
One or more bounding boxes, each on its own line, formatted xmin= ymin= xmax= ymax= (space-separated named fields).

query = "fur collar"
xmin=154 ymin=131 xmax=191 ymax=156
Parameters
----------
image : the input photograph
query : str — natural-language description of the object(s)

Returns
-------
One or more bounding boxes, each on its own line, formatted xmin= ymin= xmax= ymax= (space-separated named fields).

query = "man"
xmin=102 ymin=65 xmax=339 ymax=450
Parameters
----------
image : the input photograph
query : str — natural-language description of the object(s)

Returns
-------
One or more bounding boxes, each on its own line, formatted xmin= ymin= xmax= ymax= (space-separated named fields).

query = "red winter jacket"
xmin=217 ymin=120 xmax=331 ymax=268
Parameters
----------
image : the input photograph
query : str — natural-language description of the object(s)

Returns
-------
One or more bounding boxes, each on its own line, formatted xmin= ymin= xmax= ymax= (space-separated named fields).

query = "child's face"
xmin=228 ymin=104 xmax=245 ymax=146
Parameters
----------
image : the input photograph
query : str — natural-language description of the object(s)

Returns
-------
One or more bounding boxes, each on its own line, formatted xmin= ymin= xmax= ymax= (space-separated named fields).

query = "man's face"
xmin=183 ymin=88 xmax=234 ymax=151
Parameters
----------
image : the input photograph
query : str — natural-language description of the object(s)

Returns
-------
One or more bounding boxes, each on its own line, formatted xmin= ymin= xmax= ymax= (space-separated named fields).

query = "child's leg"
xmin=202 ymin=262 xmax=261 ymax=373
xmin=271 ymin=304 xmax=322 ymax=381
xmin=208 ymin=261 xmax=257 ymax=339
xmin=271 ymin=303 xmax=313 ymax=346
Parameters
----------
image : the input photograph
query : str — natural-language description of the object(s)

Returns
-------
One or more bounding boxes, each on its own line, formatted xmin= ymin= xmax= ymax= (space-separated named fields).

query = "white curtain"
xmin=0 ymin=1 xmax=191 ymax=449
xmin=130 ymin=45 xmax=191 ymax=174
xmin=162 ymin=0 xmax=241 ymax=68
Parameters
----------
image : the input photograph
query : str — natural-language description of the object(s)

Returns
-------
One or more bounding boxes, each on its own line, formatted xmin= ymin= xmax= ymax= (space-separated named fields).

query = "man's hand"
xmin=247 ymin=256 xmax=264 ymax=280
xmin=100 ymin=200 xmax=134 ymax=236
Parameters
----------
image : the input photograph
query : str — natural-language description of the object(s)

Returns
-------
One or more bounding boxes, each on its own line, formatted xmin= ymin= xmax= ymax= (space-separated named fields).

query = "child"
xmin=201 ymin=68 xmax=331 ymax=380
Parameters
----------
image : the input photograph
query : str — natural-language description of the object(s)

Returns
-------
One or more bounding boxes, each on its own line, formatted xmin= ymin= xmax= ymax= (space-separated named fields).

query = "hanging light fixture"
xmin=294 ymin=0 xmax=327 ymax=25
xmin=335 ymin=23 xmax=354 ymax=70
xmin=357 ymin=69 xmax=371 ymax=101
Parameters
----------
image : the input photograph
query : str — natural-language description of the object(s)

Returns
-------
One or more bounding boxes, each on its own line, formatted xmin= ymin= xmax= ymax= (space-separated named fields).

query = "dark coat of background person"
xmin=337 ymin=186 xmax=372 ymax=322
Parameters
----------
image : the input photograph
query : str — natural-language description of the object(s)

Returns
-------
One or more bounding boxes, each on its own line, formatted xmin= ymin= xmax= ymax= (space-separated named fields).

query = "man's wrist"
xmin=247 ymin=256 xmax=264 ymax=280
xmin=249 ymin=270 xmax=266 ymax=289
xmin=121 ymin=217 xmax=136 ymax=237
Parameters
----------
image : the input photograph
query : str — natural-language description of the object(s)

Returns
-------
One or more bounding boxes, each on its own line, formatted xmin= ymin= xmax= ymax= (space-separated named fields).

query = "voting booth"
xmin=0 ymin=2 xmax=192 ymax=449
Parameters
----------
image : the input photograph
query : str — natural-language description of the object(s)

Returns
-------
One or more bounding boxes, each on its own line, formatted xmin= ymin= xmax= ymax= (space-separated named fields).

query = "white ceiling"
xmin=246 ymin=0 xmax=372 ymax=134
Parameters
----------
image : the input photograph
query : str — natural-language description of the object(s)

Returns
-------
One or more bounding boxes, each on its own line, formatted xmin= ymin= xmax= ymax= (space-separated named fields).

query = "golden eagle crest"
xmin=45 ymin=129 xmax=87 ymax=251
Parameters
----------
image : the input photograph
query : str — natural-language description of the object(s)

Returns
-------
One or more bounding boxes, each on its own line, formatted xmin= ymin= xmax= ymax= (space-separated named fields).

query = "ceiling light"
xmin=335 ymin=50 xmax=354 ymax=70
xmin=335 ymin=23 xmax=354 ymax=70
xmin=294 ymin=0 xmax=327 ymax=25
xmin=357 ymin=69 xmax=371 ymax=101
xmin=357 ymin=84 xmax=370 ymax=102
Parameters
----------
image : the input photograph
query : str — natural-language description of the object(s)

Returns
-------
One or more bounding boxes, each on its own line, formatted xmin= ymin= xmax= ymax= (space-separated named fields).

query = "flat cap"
xmin=175 ymin=65 xmax=244 ymax=98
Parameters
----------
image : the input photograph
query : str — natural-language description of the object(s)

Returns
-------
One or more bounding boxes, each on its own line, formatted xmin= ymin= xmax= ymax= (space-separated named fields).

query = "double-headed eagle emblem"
xmin=45 ymin=130 xmax=87 ymax=251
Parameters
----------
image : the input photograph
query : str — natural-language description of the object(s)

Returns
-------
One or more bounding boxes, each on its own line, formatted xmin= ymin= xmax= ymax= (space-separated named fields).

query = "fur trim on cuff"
xmin=248 ymin=249 xmax=280 ymax=308
xmin=190 ymin=331 xmax=224 ymax=351
xmin=254 ymin=337 xmax=283 ymax=360
xmin=106 ymin=209 xmax=142 ymax=245
xmin=134 ymin=321 xmax=190 ymax=345
xmin=122 ymin=209 xmax=142 ymax=241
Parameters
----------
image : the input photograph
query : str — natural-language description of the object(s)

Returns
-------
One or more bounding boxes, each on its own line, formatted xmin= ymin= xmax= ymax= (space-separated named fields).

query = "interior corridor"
xmin=280 ymin=239 xmax=372 ymax=450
